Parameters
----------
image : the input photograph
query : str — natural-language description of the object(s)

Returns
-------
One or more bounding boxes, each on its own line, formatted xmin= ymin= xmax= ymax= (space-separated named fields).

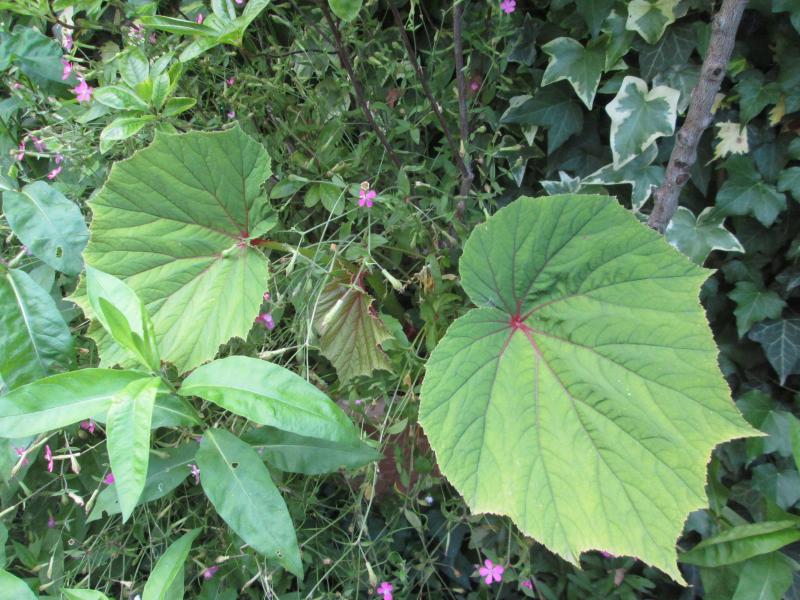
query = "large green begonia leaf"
xmin=418 ymin=195 xmax=756 ymax=582
xmin=81 ymin=127 xmax=272 ymax=373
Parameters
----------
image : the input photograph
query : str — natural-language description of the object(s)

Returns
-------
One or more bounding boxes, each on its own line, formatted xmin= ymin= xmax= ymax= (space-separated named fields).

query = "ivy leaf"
xmin=500 ymin=85 xmax=584 ymax=153
xmin=778 ymin=167 xmax=800 ymax=201
xmin=729 ymin=282 xmax=786 ymax=337
xmin=606 ymin=76 xmax=679 ymax=168
xmin=735 ymin=70 xmax=781 ymax=123
xmin=328 ymin=0 xmax=361 ymax=21
xmin=313 ymin=275 xmax=393 ymax=383
xmin=0 ymin=268 xmax=73 ymax=390
xmin=196 ymin=428 xmax=302 ymax=576
xmin=541 ymin=37 xmax=606 ymax=109
xmin=106 ymin=377 xmax=160 ymax=522
xmin=715 ymin=157 xmax=787 ymax=227
xmin=714 ymin=122 xmax=749 ymax=160
xmin=748 ymin=319 xmax=800 ymax=384
xmin=2 ymin=181 xmax=88 ymax=275
xmin=638 ymin=23 xmax=695 ymax=80
xmin=418 ymin=195 xmax=755 ymax=582
xmin=665 ymin=206 xmax=744 ymax=265
xmin=584 ymin=142 xmax=664 ymax=210
xmin=80 ymin=127 xmax=271 ymax=374
xmin=626 ymin=0 xmax=678 ymax=44
xmin=575 ymin=0 xmax=615 ymax=37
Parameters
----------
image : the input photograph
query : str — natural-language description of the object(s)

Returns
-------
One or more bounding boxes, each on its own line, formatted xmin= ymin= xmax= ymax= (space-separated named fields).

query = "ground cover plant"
xmin=0 ymin=0 xmax=799 ymax=598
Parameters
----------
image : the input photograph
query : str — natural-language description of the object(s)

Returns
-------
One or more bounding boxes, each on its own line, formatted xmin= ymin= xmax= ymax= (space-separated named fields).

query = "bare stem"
xmin=319 ymin=2 xmax=402 ymax=170
xmin=453 ymin=0 xmax=474 ymax=199
xmin=647 ymin=0 xmax=748 ymax=233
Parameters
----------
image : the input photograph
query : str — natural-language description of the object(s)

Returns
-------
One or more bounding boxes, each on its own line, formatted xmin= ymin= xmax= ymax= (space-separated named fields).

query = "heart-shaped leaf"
xmin=418 ymin=194 xmax=756 ymax=582
xmin=81 ymin=127 xmax=272 ymax=373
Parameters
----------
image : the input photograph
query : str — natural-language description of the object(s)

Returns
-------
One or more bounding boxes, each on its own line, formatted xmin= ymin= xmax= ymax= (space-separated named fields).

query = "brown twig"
xmin=647 ymin=0 xmax=748 ymax=233
xmin=388 ymin=1 xmax=469 ymax=180
xmin=453 ymin=0 xmax=474 ymax=199
xmin=319 ymin=2 xmax=402 ymax=169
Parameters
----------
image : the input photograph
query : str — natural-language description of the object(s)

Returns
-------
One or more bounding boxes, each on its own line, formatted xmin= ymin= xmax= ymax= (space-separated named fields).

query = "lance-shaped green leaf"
xmin=626 ymin=0 xmax=678 ymax=44
xmin=180 ymin=356 xmax=359 ymax=443
xmin=0 ymin=369 xmax=150 ymax=437
xmin=142 ymin=529 xmax=201 ymax=600
xmin=748 ymin=319 xmax=800 ymax=384
xmin=715 ymin=156 xmax=787 ymax=227
xmin=606 ymin=76 xmax=678 ymax=168
xmin=313 ymin=276 xmax=393 ymax=383
xmin=584 ymin=143 xmax=664 ymax=210
xmin=418 ymin=195 xmax=756 ymax=583
xmin=329 ymin=0 xmax=362 ymax=21
xmin=730 ymin=553 xmax=794 ymax=600
xmin=0 ymin=267 xmax=73 ymax=389
xmin=243 ymin=426 xmax=380 ymax=475
xmin=541 ymin=37 xmax=606 ymax=109
xmin=729 ymin=282 xmax=786 ymax=338
xmin=2 ymin=181 xmax=88 ymax=275
xmin=107 ymin=377 xmax=160 ymax=522
xmin=62 ymin=589 xmax=112 ymax=600
xmin=81 ymin=127 xmax=271 ymax=373
xmin=680 ymin=521 xmax=800 ymax=567
xmin=85 ymin=266 xmax=160 ymax=372
xmin=196 ymin=428 xmax=302 ymax=576
xmin=665 ymin=206 xmax=745 ymax=265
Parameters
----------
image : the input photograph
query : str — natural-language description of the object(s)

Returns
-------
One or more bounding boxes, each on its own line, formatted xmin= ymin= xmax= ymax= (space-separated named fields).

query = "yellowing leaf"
xmin=714 ymin=122 xmax=749 ymax=160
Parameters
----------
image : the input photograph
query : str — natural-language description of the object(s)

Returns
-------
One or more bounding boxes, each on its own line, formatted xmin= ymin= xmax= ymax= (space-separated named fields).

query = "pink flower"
xmin=359 ymin=188 xmax=377 ymax=208
xmin=103 ymin=472 xmax=115 ymax=485
xmin=55 ymin=153 xmax=64 ymax=164
xmin=500 ymin=0 xmax=516 ymax=14
xmin=72 ymin=78 xmax=92 ymax=103
xmin=63 ymin=32 xmax=73 ymax=51
xmin=15 ymin=141 xmax=25 ymax=161
xmin=478 ymin=559 xmax=504 ymax=585
xmin=195 ymin=13 xmax=204 ymax=24
xmin=30 ymin=135 xmax=46 ymax=152
xmin=470 ymin=80 xmax=480 ymax=92
xmin=263 ymin=291 xmax=270 ymax=301
xmin=256 ymin=312 xmax=275 ymax=330
xmin=80 ymin=419 xmax=95 ymax=434
xmin=235 ymin=0 xmax=245 ymax=4
xmin=202 ymin=565 xmax=219 ymax=579
xmin=47 ymin=166 xmax=62 ymax=180
xmin=227 ymin=110 xmax=236 ymax=120
xmin=189 ymin=463 xmax=201 ymax=484
xmin=226 ymin=77 xmax=235 ymax=86
xmin=14 ymin=447 xmax=29 ymax=466
xmin=62 ymin=59 xmax=73 ymax=80
xmin=44 ymin=445 xmax=54 ymax=473
xmin=376 ymin=582 xmax=393 ymax=600
xmin=521 ymin=580 xmax=533 ymax=589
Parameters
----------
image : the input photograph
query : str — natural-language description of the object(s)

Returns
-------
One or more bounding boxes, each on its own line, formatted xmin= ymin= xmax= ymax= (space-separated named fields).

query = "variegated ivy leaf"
xmin=626 ymin=0 xmax=679 ymax=44
xmin=714 ymin=122 xmax=749 ymax=160
xmin=419 ymin=194 xmax=756 ymax=583
xmin=584 ymin=143 xmax=664 ymax=210
xmin=541 ymin=37 xmax=606 ymax=109
xmin=606 ymin=76 xmax=679 ymax=168
xmin=313 ymin=274 xmax=393 ymax=382
xmin=665 ymin=207 xmax=745 ymax=265
xmin=80 ymin=127 xmax=272 ymax=373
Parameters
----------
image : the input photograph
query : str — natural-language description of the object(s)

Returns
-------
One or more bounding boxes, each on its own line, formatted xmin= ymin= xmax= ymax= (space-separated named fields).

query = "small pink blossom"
xmin=62 ymin=59 xmax=73 ymax=80
xmin=202 ymin=565 xmax=219 ymax=579
xmin=478 ymin=559 xmax=504 ymax=585
xmin=47 ymin=166 xmax=62 ymax=180
xmin=30 ymin=135 xmax=46 ymax=152
xmin=521 ymin=580 xmax=533 ymax=589
xmin=226 ymin=77 xmax=235 ymax=86
xmin=14 ymin=447 xmax=29 ymax=466
xmin=470 ymin=80 xmax=479 ymax=92
xmin=72 ymin=78 xmax=92 ymax=103
xmin=189 ymin=463 xmax=201 ymax=484
xmin=263 ymin=291 xmax=270 ymax=301
xmin=63 ymin=33 xmax=73 ymax=51
xmin=149 ymin=32 xmax=157 ymax=44
xmin=11 ymin=82 xmax=23 ymax=90
xmin=235 ymin=0 xmax=245 ymax=4
xmin=227 ymin=110 xmax=236 ymax=120
xmin=195 ymin=13 xmax=204 ymax=24
xmin=256 ymin=312 xmax=275 ymax=330
xmin=359 ymin=188 xmax=377 ymax=208
xmin=44 ymin=445 xmax=54 ymax=473
xmin=80 ymin=419 xmax=95 ymax=434
xmin=55 ymin=153 xmax=64 ymax=165
xmin=103 ymin=472 xmax=115 ymax=485
xmin=15 ymin=141 xmax=25 ymax=161
xmin=47 ymin=516 xmax=56 ymax=528
xmin=376 ymin=582 xmax=393 ymax=600
xmin=500 ymin=0 xmax=516 ymax=14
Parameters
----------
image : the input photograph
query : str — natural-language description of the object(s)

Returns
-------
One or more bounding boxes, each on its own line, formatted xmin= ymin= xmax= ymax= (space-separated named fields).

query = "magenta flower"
xmin=189 ymin=463 xmax=201 ymax=484
xmin=500 ymin=0 xmax=516 ymax=13
xmin=47 ymin=166 xmax=62 ymax=180
xmin=47 ymin=515 xmax=56 ymax=528
xmin=30 ymin=135 xmax=46 ymax=152
xmin=235 ymin=0 xmax=245 ymax=4
xmin=44 ymin=445 xmax=54 ymax=473
xmin=470 ymin=80 xmax=480 ymax=92
xmin=80 ymin=419 xmax=95 ymax=434
xmin=195 ymin=13 xmax=204 ymax=24
xmin=226 ymin=77 xmax=235 ymax=86
xmin=103 ymin=472 xmax=115 ymax=485
xmin=55 ymin=153 xmax=64 ymax=165
xmin=202 ymin=565 xmax=219 ymax=579
xmin=521 ymin=580 xmax=533 ymax=589
xmin=359 ymin=188 xmax=377 ymax=208
xmin=263 ymin=291 xmax=271 ymax=301
xmin=376 ymin=582 xmax=393 ymax=600
xmin=72 ymin=78 xmax=92 ymax=103
xmin=62 ymin=59 xmax=73 ymax=80
xmin=478 ymin=559 xmax=504 ymax=585
xmin=227 ymin=110 xmax=236 ymax=120
xmin=15 ymin=141 xmax=25 ymax=161
xmin=14 ymin=447 xmax=29 ymax=466
xmin=256 ymin=312 xmax=275 ymax=330
xmin=63 ymin=32 xmax=73 ymax=51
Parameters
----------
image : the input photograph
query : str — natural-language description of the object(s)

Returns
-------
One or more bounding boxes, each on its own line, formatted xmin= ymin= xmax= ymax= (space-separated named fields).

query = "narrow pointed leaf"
xmin=680 ymin=521 xmax=800 ymax=567
xmin=81 ymin=127 xmax=271 ymax=373
xmin=731 ymin=553 xmax=793 ymax=600
xmin=107 ymin=377 xmax=160 ymax=522
xmin=180 ymin=356 xmax=359 ymax=443
xmin=0 ymin=268 xmax=73 ymax=389
xmin=142 ymin=529 xmax=201 ymax=600
xmin=196 ymin=428 xmax=302 ymax=576
xmin=419 ymin=195 xmax=756 ymax=582
xmin=0 ymin=369 xmax=150 ymax=437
